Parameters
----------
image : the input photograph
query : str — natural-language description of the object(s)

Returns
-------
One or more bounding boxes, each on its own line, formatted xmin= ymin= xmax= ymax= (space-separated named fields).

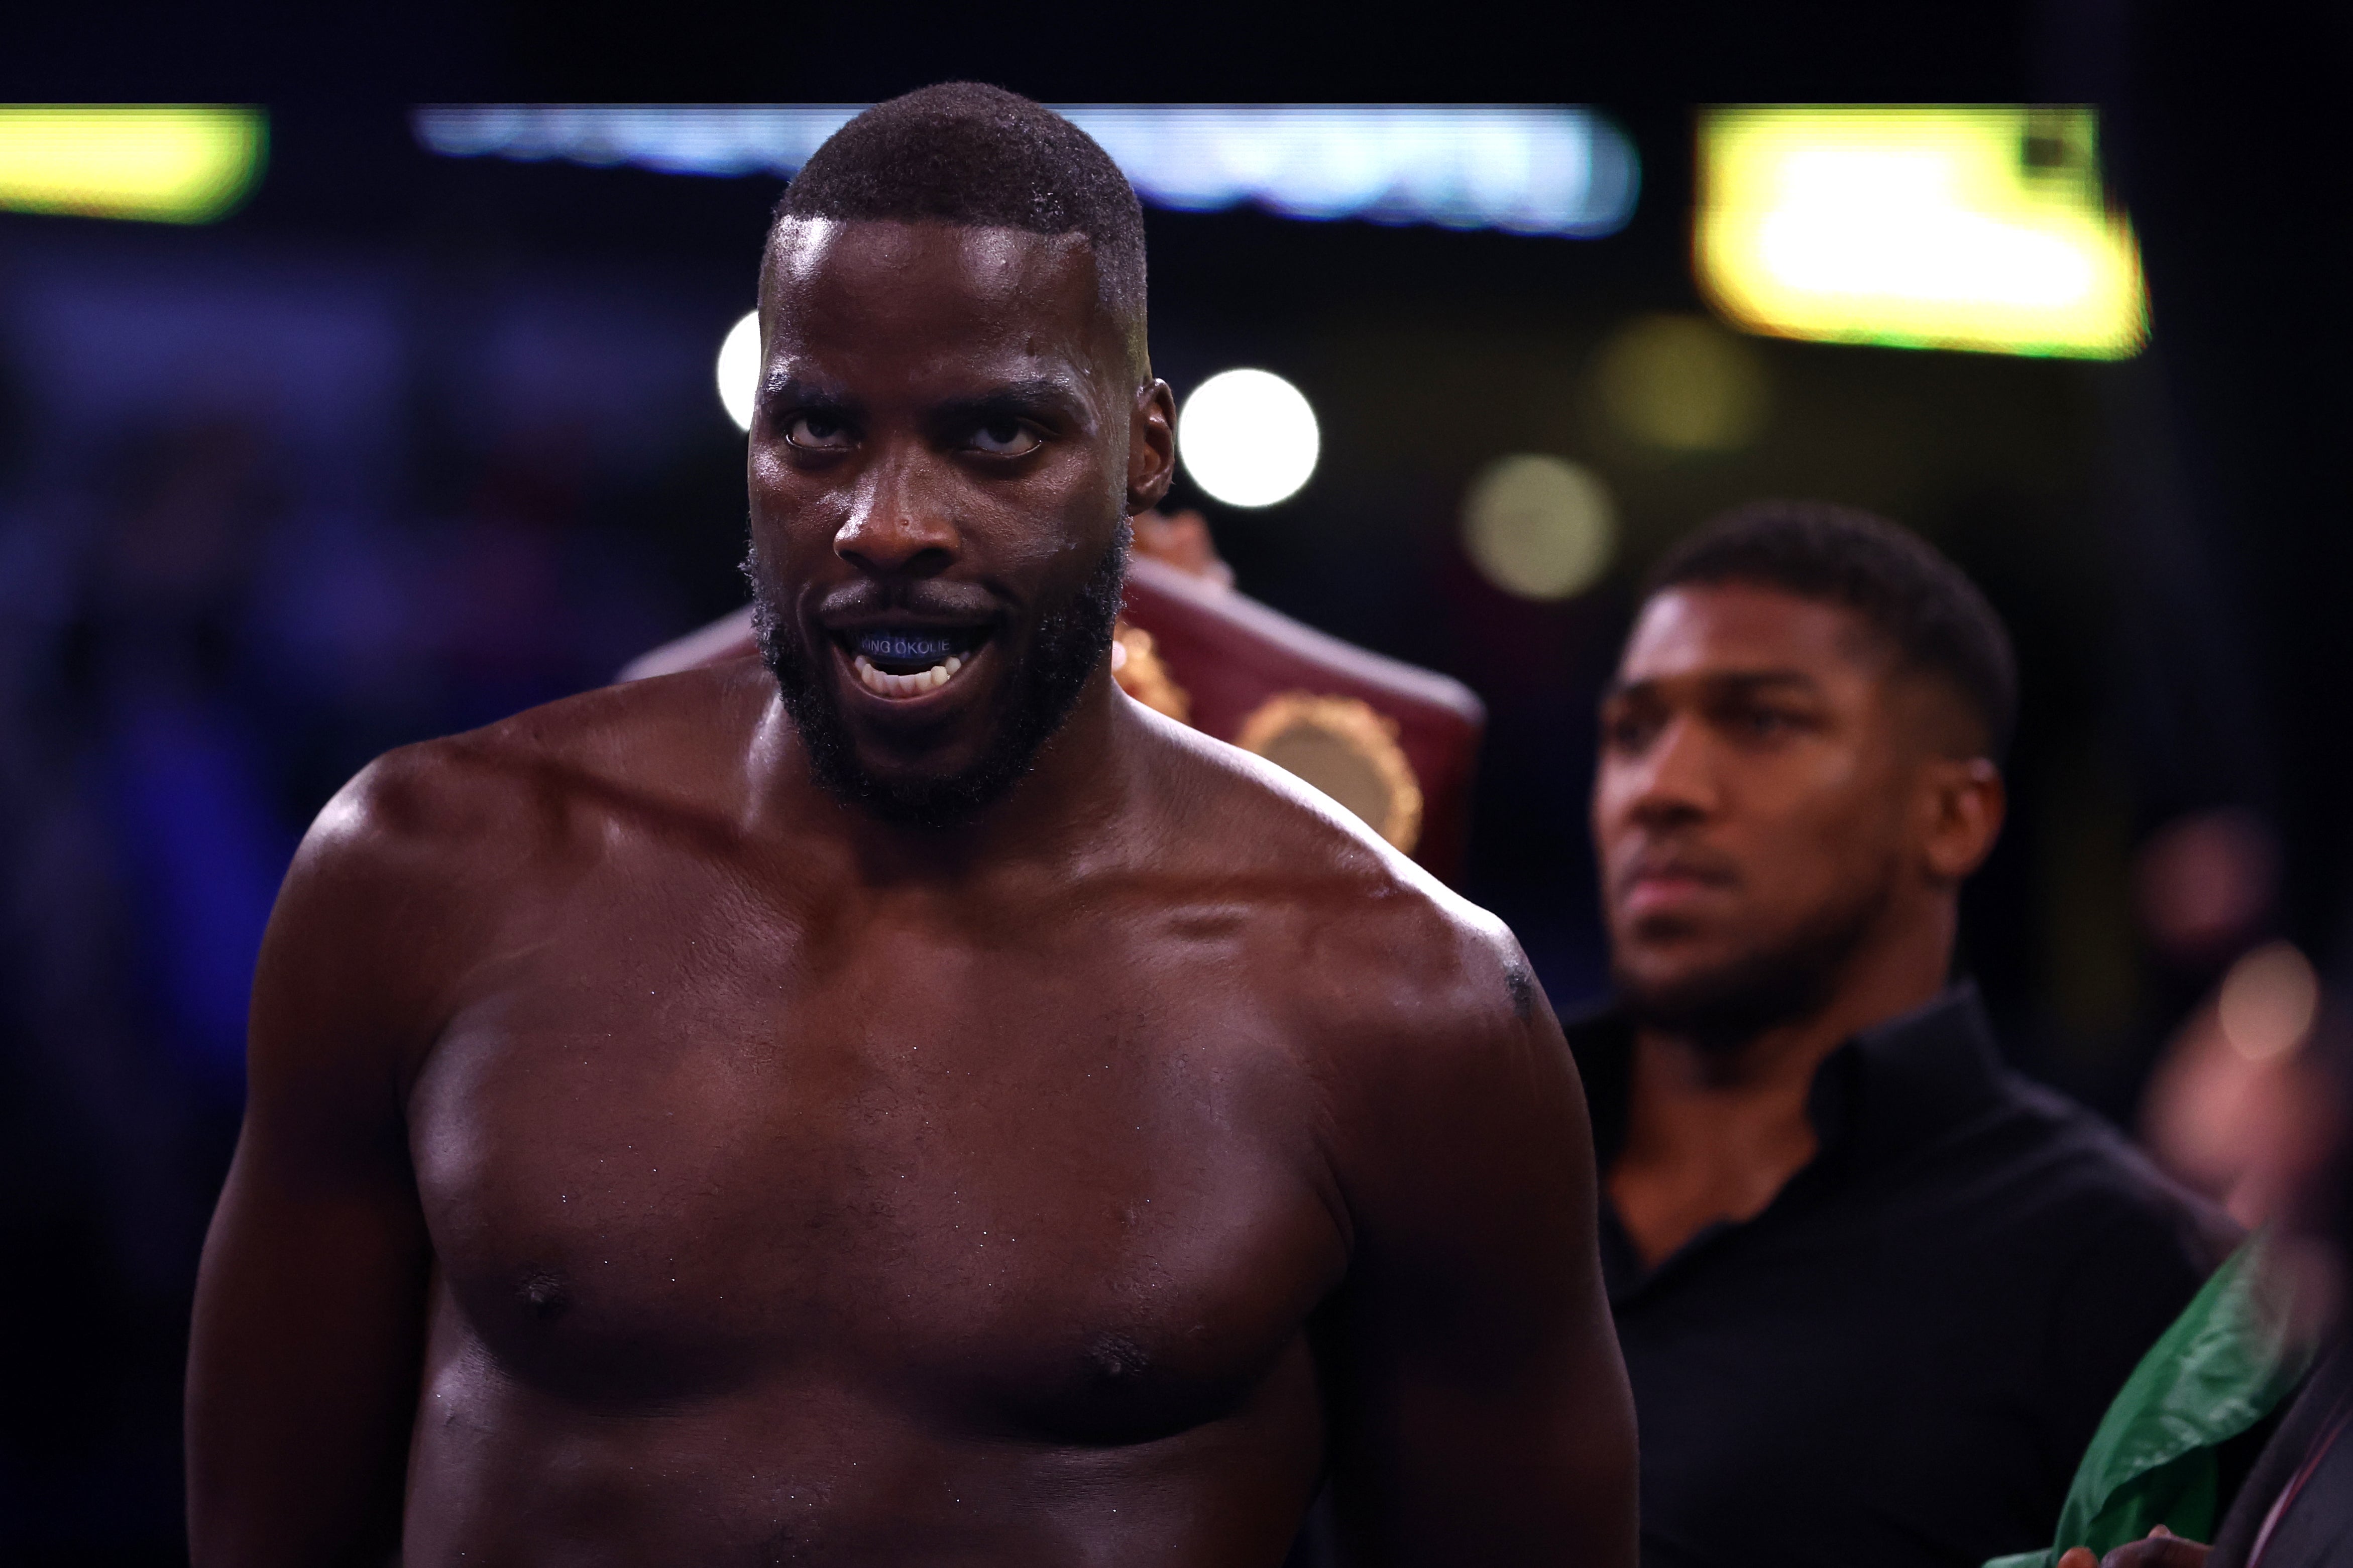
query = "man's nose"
xmin=834 ymin=455 xmax=960 ymax=577
xmin=1621 ymin=715 xmax=1718 ymax=828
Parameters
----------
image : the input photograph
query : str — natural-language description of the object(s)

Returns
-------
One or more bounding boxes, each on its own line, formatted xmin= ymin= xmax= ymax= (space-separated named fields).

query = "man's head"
xmin=743 ymin=84 xmax=1176 ymax=826
xmin=1593 ymin=501 xmax=2013 ymax=1044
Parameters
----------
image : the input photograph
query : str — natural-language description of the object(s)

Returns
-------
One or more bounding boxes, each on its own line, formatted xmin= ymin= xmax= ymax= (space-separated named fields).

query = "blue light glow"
xmin=412 ymin=104 xmax=1639 ymax=239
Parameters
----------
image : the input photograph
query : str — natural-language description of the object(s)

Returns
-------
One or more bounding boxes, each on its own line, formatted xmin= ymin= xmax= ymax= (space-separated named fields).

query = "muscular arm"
xmin=187 ymin=766 xmax=451 ymax=1565
xmin=1320 ymin=926 xmax=1638 ymax=1567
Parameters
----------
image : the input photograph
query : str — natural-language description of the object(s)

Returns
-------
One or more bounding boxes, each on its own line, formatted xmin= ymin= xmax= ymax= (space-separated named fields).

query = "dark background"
xmin=2 ymin=3 xmax=2348 ymax=1559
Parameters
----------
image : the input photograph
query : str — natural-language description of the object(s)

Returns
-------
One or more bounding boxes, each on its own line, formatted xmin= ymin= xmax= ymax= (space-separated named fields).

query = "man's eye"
xmin=1603 ymin=712 xmax=1654 ymax=750
xmin=968 ymin=419 xmax=1042 ymax=457
xmin=782 ymin=414 xmax=854 ymax=451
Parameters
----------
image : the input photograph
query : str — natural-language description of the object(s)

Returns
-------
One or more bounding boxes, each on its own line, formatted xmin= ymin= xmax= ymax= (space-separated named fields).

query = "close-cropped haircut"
xmin=771 ymin=84 xmax=1149 ymax=372
xmin=1645 ymin=500 xmax=2019 ymax=761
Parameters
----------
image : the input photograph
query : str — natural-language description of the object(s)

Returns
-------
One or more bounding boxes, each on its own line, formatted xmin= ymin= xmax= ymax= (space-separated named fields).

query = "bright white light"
xmin=1461 ymin=455 xmax=1617 ymax=599
xmin=1757 ymin=150 xmax=2097 ymax=308
xmin=716 ymin=309 xmax=759 ymax=431
xmin=1178 ymin=370 xmax=1319 ymax=509
xmin=412 ymin=105 xmax=1640 ymax=239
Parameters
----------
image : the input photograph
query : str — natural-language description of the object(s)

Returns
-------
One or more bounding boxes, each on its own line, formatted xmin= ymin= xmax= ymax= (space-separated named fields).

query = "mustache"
xmin=1612 ymin=842 xmax=1743 ymax=894
xmin=808 ymin=576 xmax=1006 ymax=624
xmin=741 ymin=541 xmax=1008 ymax=627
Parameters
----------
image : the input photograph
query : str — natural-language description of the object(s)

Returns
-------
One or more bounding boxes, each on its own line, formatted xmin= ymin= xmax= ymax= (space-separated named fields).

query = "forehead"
xmin=762 ymin=218 xmax=1104 ymax=368
xmin=1617 ymin=582 xmax=1885 ymax=688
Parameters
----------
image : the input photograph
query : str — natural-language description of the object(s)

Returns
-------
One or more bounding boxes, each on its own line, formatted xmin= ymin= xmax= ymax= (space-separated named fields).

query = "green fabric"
xmin=1986 ymin=1236 xmax=2319 ymax=1568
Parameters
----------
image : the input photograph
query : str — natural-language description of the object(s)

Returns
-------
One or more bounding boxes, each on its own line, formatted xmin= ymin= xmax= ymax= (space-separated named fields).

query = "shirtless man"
xmin=185 ymin=85 xmax=1635 ymax=1567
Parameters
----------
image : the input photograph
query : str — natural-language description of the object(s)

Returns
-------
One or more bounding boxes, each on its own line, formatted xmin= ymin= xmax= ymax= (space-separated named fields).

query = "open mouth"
xmin=840 ymin=626 xmax=992 ymax=700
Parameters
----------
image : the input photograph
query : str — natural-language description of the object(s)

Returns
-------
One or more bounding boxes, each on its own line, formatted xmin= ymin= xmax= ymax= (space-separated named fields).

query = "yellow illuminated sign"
xmin=0 ymin=106 xmax=267 ymax=223
xmin=1697 ymin=107 xmax=2146 ymax=359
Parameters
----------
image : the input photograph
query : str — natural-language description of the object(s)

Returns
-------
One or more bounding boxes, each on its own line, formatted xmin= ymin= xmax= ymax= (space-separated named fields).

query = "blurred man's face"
xmin=1593 ymin=584 xmax=1929 ymax=1042
xmin=744 ymin=218 xmax=1154 ymax=824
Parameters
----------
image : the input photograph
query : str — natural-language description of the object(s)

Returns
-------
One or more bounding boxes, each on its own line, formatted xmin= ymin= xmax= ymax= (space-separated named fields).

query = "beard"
xmin=1612 ymin=872 xmax=1892 ymax=1054
xmin=744 ymin=518 xmax=1130 ymax=829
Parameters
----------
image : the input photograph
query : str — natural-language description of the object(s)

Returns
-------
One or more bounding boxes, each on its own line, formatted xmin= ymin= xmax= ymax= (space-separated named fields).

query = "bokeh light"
xmin=1594 ymin=314 xmax=1769 ymax=455
xmin=717 ymin=309 xmax=759 ymax=431
xmin=416 ymin=105 xmax=1642 ymax=240
xmin=2215 ymin=941 xmax=2318 ymax=1063
xmin=1178 ymin=369 xmax=1320 ymax=508
xmin=0 ymin=105 xmax=268 ymax=223
xmin=1461 ymin=454 xmax=1618 ymax=600
xmin=1696 ymin=106 xmax=2147 ymax=359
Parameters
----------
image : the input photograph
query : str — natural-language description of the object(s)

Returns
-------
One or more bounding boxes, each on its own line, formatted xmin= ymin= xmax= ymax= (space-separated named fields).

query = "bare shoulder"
xmin=1129 ymin=708 xmax=1591 ymax=1266
xmin=304 ymin=661 xmax=766 ymax=885
xmin=1130 ymin=703 xmax=1543 ymax=1059
xmin=256 ymin=663 xmax=769 ymax=1068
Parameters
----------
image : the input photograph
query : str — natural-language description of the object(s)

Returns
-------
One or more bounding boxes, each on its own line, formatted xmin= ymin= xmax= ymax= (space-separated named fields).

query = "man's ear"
xmin=1127 ymin=379 xmax=1178 ymax=515
xmin=1919 ymin=756 xmax=2005 ymax=884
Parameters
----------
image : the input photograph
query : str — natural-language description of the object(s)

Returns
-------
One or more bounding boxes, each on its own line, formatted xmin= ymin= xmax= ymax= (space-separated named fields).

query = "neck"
xmin=753 ymin=666 xmax=1139 ymax=888
xmin=1609 ymin=895 xmax=1955 ymax=1266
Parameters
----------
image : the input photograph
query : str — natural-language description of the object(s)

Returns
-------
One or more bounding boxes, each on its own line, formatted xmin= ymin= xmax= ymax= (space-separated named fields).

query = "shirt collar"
xmin=1565 ymin=981 xmax=2009 ymax=1183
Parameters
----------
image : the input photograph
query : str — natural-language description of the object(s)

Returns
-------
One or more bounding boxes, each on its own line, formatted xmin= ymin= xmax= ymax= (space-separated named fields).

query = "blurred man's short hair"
xmin=1647 ymin=501 xmax=2018 ymax=761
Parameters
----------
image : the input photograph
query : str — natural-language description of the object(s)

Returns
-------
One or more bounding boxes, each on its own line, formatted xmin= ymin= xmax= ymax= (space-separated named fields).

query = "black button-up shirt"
xmin=1573 ymin=986 xmax=2233 ymax=1568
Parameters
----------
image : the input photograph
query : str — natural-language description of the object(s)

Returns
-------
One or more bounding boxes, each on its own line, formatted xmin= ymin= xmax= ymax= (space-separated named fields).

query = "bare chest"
xmin=407 ymin=896 xmax=1344 ymax=1442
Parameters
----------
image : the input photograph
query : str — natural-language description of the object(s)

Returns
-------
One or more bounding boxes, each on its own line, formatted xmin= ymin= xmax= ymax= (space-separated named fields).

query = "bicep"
xmin=186 ymin=816 xmax=438 ymax=1567
xmin=189 ymin=1145 xmax=432 ymax=1563
xmin=1322 ymin=980 xmax=1637 ymax=1568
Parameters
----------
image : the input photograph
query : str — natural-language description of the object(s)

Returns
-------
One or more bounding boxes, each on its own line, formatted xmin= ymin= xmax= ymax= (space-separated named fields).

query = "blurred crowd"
xmin=0 ymin=229 xmax=739 ymax=1549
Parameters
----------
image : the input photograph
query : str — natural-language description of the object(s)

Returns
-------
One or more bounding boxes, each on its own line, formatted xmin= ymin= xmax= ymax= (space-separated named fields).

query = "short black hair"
xmin=771 ymin=83 xmax=1148 ymax=372
xmin=1645 ymin=500 xmax=2018 ymax=760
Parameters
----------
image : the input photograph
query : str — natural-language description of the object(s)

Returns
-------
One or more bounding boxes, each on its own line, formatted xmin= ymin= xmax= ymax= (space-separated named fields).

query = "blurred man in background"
xmin=1579 ymin=502 xmax=2230 ymax=1568
xmin=2054 ymin=967 xmax=2349 ymax=1568
xmin=183 ymin=85 xmax=1636 ymax=1567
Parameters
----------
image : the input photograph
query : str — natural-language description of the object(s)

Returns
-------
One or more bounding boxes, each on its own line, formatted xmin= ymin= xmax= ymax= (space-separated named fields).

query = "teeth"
xmin=851 ymin=653 xmax=964 ymax=698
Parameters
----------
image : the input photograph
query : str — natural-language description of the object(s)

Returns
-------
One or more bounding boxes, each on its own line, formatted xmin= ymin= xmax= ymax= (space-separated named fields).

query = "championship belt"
xmin=620 ymin=530 xmax=1485 ymax=886
xmin=1108 ymin=556 xmax=1482 ymax=885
